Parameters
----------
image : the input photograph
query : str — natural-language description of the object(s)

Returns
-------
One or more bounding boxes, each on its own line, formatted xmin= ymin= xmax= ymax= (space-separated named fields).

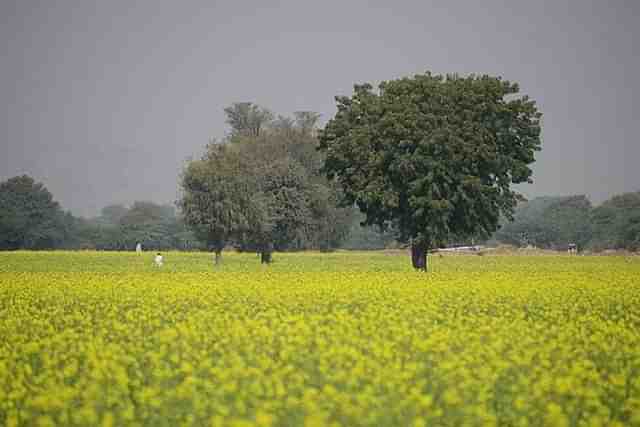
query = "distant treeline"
xmin=0 ymin=178 xmax=201 ymax=251
xmin=492 ymin=193 xmax=640 ymax=251
xmin=0 ymin=100 xmax=637 ymax=253
xmin=0 ymin=179 xmax=390 ymax=252
xmin=2 ymin=176 xmax=637 ymax=253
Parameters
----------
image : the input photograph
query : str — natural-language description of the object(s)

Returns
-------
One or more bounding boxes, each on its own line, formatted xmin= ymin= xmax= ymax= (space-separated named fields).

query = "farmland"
xmin=1 ymin=251 xmax=639 ymax=426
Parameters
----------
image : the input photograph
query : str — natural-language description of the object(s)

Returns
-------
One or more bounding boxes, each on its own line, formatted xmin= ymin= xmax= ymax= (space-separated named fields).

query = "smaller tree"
xmin=0 ymin=175 xmax=67 ymax=249
xmin=179 ymin=142 xmax=258 ymax=264
xmin=181 ymin=103 xmax=356 ymax=263
xmin=233 ymin=142 xmax=316 ymax=263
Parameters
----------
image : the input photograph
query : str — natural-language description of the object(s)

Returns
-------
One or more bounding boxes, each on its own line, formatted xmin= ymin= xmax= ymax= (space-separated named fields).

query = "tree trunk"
xmin=260 ymin=242 xmax=273 ymax=264
xmin=214 ymin=249 xmax=222 ymax=266
xmin=260 ymin=250 xmax=272 ymax=264
xmin=411 ymin=244 xmax=428 ymax=271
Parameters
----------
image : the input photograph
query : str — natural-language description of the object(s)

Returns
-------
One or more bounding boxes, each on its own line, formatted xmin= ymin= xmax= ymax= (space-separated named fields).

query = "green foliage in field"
xmin=1 ymin=252 xmax=639 ymax=426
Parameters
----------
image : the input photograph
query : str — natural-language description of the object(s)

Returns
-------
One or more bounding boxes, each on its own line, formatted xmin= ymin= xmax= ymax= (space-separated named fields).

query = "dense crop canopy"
xmin=0 ymin=252 xmax=639 ymax=426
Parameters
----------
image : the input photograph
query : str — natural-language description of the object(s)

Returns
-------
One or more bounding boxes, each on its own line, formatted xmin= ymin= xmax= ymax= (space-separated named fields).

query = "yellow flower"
xmin=255 ymin=410 xmax=275 ymax=427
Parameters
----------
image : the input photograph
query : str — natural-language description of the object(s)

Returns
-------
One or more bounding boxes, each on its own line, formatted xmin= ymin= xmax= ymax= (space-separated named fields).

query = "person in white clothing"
xmin=154 ymin=252 xmax=164 ymax=267
xmin=136 ymin=242 xmax=143 ymax=254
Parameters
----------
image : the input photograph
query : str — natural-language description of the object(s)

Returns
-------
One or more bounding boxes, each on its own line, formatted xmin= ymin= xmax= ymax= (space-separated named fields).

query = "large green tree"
xmin=0 ymin=175 xmax=68 ymax=249
xmin=319 ymin=72 xmax=542 ymax=270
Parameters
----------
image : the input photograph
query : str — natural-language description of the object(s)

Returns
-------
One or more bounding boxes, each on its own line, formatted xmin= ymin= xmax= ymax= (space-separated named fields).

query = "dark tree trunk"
xmin=260 ymin=250 xmax=272 ymax=264
xmin=260 ymin=242 xmax=273 ymax=264
xmin=411 ymin=244 xmax=428 ymax=271
xmin=208 ymin=236 xmax=225 ymax=267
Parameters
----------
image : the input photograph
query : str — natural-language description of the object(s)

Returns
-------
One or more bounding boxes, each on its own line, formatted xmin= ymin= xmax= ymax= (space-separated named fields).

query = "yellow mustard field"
xmin=0 ymin=251 xmax=639 ymax=427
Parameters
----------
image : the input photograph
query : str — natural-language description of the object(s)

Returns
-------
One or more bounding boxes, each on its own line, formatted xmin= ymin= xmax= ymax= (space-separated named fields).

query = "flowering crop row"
xmin=0 ymin=252 xmax=639 ymax=426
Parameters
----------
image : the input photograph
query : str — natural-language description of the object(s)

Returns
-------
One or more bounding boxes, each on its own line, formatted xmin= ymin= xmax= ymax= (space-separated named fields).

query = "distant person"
xmin=154 ymin=252 xmax=164 ymax=267
xmin=136 ymin=242 xmax=143 ymax=254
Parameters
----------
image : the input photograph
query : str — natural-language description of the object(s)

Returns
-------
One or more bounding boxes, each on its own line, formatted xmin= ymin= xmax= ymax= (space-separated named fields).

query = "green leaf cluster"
xmin=179 ymin=104 xmax=354 ymax=260
xmin=0 ymin=175 xmax=71 ymax=249
xmin=320 ymin=72 xmax=542 ymax=251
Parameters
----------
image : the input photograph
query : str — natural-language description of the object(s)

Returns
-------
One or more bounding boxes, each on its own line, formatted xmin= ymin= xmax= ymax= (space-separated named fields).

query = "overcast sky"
xmin=1 ymin=0 xmax=638 ymax=217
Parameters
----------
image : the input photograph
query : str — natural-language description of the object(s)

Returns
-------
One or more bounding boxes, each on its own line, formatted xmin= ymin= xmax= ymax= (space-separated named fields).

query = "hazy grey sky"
xmin=1 ymin=0 xmax=638 ymax=217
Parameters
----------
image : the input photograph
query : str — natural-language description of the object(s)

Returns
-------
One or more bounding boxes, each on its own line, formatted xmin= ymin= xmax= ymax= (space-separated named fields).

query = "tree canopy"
xmin=223 ymin=102 xmax=274 ymax=138
xmin=319 ymin=72 xmax=542 ymax=269
xmin=590 ymin=191 xmax=640 ymax=251
xmin=0 ymin=175 xmax=69 ymax=249
xmin=179 ymin=103 xmax=353 ymax=264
